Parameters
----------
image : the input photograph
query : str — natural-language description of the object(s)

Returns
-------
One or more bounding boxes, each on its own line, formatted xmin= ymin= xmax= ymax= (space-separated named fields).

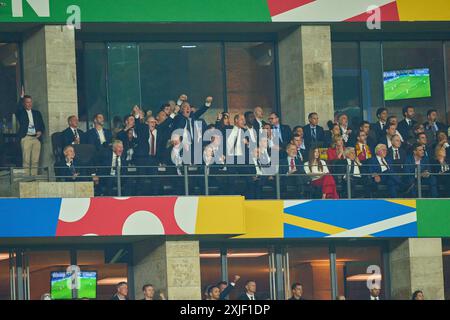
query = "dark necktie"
xmin=73 ymin=129 xmax=78 ymax=140
xmin=350 ymin=160 xmax=355 ymax=175
xmin=312 ymin=127 xmax=316 ymax=141
xmin=69 ymin=161 xmax=76 ymax=175
xmin=187 ymin=118 xmax=193 ymax=140
xmin=382 ymin=158 xmax=389 ymax=170
xmin=395 ymin=149 xmax=399 ymax=160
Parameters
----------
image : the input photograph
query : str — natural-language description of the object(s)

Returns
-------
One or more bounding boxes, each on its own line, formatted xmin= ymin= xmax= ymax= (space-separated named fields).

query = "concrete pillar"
xmin=389 ymin=238 xmax=444 ymax=300
xmin=278 ymin=25 xmax=334 ymax=128
xmin=133 ymin=240 xmax=202 ymax=300
xmin=22 ymin=25 xmax=78 ymax=171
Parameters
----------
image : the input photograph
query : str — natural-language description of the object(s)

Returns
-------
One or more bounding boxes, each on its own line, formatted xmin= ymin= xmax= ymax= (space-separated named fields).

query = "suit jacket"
xmin=54 ymin=158 xmax=82 ymax=181
xmin=272 ymin=124 xmax=291 ymax=147
xmin=279 ymin=156 xmax=305 ymax=175
xmin=237 ymin=293 xmax=258 ymax=301
xmin=370 ymin=121 xmax=387 ymax=142
xmin=397 ymin=119 xmax=417 ymax=142
xmin=303 ymin=124 xmax=325 ymax=149
xmin=95 ymin=150 xmax=128 ymax=177
xmin=135 ymin=126 xmax=167 ymax=163
xmin=335 ymin=158 xmax=365 ymax=177
xmin=111 ymin=294 xmax=128 ymax=301
xmin=340 ymin=126 xmax=356 ymax=146
xmin=403 ymin=155 xmax=432 ymax=182
xmin=61 ymin=127 xmax=85 ymax=148
xmin=423 ymin=121 xmax=447 ymax=133
xmin=387 ymin=147 xmax=407 ymax=170
xmin=15 ymin=107 xmax=45 ymax=139
xmin=86 ymin=127 xmax=112 ymax=150
xmin=252 ymin=119 xmax=266 ymax=133
xmin=368 ymin=156 xmax=400 ymax=183
xmin=219 ymin=284 xmax=235 ymax=300
xmin=172 ymin=105 xmax=209 ymax=133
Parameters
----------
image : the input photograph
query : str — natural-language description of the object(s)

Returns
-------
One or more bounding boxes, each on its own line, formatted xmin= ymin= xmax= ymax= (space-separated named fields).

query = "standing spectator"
xmin=86 ymin=113 xmax=112 ymax=150
xmin=368 ymin=286 xmax=381 ymax=300
xmin=62 ymin=115 xmax=84 ymax=148
xmin=288 ymin=283 xmax=305 ymax=300
xmin=303 ymin=112 xmax=325 ymax=149
xmin=304 ymin=147 xmax=339 ymax=199
xmin=359 ymin=121 xmax=377 ymax=151
xmin=237 ymin=280 xmax=259 ymax=300
xmin=141 ymin=284 xmax=166 ymax=300
xmin=215 ymin=111 xmax=233 ymax=132
xmin=268 ymin=112 xmax=291 ymax=149
xmin=16 ymin=93 xmax=45 ymax=176
xmin=370 ymin=107 xmax=388 ymax=142
xmin=338 ymin=113 xmax=355 ymax=146
xmin=253 ymin=106 xmax=266 ymax=134
xmin=111 ymin=282 xmax=128 ymax=300
xmin=424 ymin=109 xmax=447 ymax=144
xmin=216 ymin=275 xmax=240 ymax=300
xmin=398 ymin=106 xmax=417 ymax=145
xmin=117 ymin=115 xmax=138 ymax=150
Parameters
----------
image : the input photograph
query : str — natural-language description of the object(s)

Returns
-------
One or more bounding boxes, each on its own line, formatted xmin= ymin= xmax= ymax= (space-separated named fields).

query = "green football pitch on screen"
xmin=51 ymin=275 xmax=97 ymax=299
xmin=384 ymin=74 xmax=431 ymax=101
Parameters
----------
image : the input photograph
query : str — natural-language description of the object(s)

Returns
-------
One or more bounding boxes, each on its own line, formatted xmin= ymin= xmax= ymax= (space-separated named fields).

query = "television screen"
xmin=50 ymin=271 xmax=97 ymax=300
xmin=383 ymin=68 xmax=431 ymax=101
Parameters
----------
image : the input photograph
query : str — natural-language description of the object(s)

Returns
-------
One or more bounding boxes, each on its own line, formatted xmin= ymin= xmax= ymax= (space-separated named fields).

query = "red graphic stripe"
xmin=267 ymin=0 xmax=316 ymax=17
xmin=345 ymin=1 xmax=399 ymax=22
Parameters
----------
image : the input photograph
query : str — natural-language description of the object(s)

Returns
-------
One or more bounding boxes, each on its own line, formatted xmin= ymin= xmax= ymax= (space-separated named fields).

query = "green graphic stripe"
xmin=0 ymin=0 xmax=272 ymax=23
xmin=417 ymin=199 xmax=450 ymax=237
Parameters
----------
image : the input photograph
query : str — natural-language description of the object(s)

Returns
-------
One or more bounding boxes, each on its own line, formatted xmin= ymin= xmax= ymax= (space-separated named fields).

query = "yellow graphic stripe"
xmin=283 ymin=213 xmax=347 ymax=235
xmin=386 ymin=199 xmax=416 ymax=209
xmin=397 ymin=0 xmax=450 ymax=21
xmin=235 ymin=200 xmax=284 ymax=238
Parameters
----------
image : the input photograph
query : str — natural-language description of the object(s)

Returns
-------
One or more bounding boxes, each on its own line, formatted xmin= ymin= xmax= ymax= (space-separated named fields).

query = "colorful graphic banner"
xmin=0 ymin=197 xmax=449 ymax=239
xmin=0 ymin=0 xmax=450 ymax=23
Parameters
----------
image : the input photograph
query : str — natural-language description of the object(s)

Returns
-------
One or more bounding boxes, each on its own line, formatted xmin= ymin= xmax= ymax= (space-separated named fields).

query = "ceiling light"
xmin=0 ymin=253 xmax=10 ymax=261
xmin=443 ymin=250 xmax=450 ymax=256
xmin=346 ymin=274 xmax=382 ymax=282
xmin=182 ymin=45 xmax=197 ymax=49
xmin=97 ymin=277 xmax=127 ymax=286
xmin=200 ymin=252 xmax=269 ymax=259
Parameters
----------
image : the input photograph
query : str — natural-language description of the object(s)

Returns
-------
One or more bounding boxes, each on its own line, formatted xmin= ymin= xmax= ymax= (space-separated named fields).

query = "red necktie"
xmin=150 ymin=130 xmax=156 ymax=156
xmin=290 ymin=158 xmax=295 ymax=171
xmin=362 ymin=145 xmax=366 ymax=158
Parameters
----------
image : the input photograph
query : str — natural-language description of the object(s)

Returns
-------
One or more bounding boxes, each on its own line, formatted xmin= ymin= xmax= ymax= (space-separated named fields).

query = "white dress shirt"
xmin=148 ymin=129 xmax=158 ymax=156
xmin=26 ymin=109 xmax=36 ymax=135
xmin=304 ymin=160 xmax=329 ymax=181
xmin=227 ymin=126 xmax=244 ymax=157
xmin=376 ymin=156 xmax=389 ymax=172
xmin=110 ymin=152 xmax=121 ymax=176
xmin=97 ymin=128 xmax=106 ymax=144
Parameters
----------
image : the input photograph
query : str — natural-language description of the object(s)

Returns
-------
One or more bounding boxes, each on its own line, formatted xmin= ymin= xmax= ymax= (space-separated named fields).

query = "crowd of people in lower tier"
xmin=14 ymin=89 xmax=450 ymax=199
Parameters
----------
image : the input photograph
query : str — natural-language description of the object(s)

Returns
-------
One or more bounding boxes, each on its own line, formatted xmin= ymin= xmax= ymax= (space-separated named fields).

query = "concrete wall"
xmin=17 ymin=181 xmax=94 ymax=198
xmin=22 ymin=26 xmax=78 ymax=171
xmin=133 ymin=240 xmax=202 ymax=300
xmin=278 ymin=25 xmax=334 ymax=128
xmin=389 ymin=238 xmax=445 ymax=300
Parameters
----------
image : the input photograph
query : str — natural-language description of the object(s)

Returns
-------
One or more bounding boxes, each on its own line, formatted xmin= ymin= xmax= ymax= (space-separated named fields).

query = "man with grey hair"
xmin=335 ymin=147 xmax=367 ymax=198
xmin=368 ymin=144 xmax=401 ymax=198
xmin=93 ymin=140 xmax=128 ymax=196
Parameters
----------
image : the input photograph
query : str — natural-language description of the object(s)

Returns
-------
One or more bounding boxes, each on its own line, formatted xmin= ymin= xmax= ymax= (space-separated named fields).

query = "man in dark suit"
xmin=111 ymin=282 xmax=128 ymax=301
xmin=252 ymin=106 xmax=266 ymax=135
xmin=370 ymin=107 xmax=389 ymax=142
xmin=359 ymin=121 xmax=377 ymax=151
xmin=61 ymin=115 xmax=84 ymax=148
xmin=424 ymin=109 xmax=448 ymax=145
xmin=404 ymin=143 xmax=438 ymax=198
xmin=117 ymin=115 xmax=139 ymax=152
xmin=279 ymin=143 xmax=306 ymax=197
xmin=387 ymin=134 xmax=407 ymax=173
xmin=288 ymin=283 xmax=306 ymax=300
xmin=86 ymin=113 xmax=112 ymax=150
xmin=93 ymin=140 xmax=128 ymax=196
xmin=237 ymin=280 xmax=258 ymax=300
xmin=397 ymin=106 xmax=417 ymax=145
xmin=54 ymin=145 xmax=82 ymax=182
xmin=338 ymin=113 xmax=355 ymax=146
xmin=290 ymin=134 xmax=307 ymax=162
xmin=368 ymin=144 xmax=401 ymax=198
xmin=335 ymin=147 xmax=368 ymax=198
xmin=15 ymin=94 xmax=45 ymax=176
xmin=268 ymin=112 xmax=291 ymax=149
xmin=368 ymin=286 xmax=382 ymax=301
xmin=303 ymin=112 xmax=325 ymax=150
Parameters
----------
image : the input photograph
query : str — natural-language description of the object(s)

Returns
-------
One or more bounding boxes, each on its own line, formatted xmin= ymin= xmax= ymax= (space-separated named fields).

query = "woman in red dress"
xmin=304 ymin=148 xmax=339 ymax=199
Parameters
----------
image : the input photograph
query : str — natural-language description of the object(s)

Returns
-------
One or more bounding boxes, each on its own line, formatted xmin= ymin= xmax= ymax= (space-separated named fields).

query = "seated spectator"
xmin=416 ymin=132 xmax=432 ymax=158
xmin=292 ymin=126 xmax=304 ymax=139
xmin=379 ymin=123 xmax=400 ymax=149
xmin=335 ymin=147 xmax=367 ymax=197
xmin=337 ymin=113 xmax=355 ymax=146
xmin=424 ymin=109 xmax=447 ymax=144
xmin=93 ymin=140 xmax=128 ymax=196
xmin=55 ymin=145 xmax=81 ymax=181
xmin=303 ymin=112 xmax=325 ymax=149
xmin=404 ymin=143 xmax=438 ymax=198
xmin=434 ymin=131 xmax=450 ymax=159
xmin=280 ymin=143 xmax=306 ymax=197
xmin=387 ymin=134 xmax=407 ymax=173
xmin=324 ymin=121 xmax=340 ymax=147
xmin=86 ymin=113 xmax=112 ymax=150
xmin=304 ymin=147 xmax=339 ymax=199
xmin=61 ymin=115 xmax=84 ymax=148
xmin=407 ymin=123 xmax=425 ymax=147
xmin=250 ymin=137 xmax=276 ymax=199
xmin=355 ymin=130 xmax=372 ymax=164
xmin=327 ymin=135 xmax=346 ymax=163
xmin=368 ymin=144 xmax=401 ymax=198
xmin=432 ymin=148 xmax=450 ymax=197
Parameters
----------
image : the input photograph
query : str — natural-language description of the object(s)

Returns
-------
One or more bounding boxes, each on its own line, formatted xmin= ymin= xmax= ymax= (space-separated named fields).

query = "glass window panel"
xmin=0 ymin=252 xmax=11 ymax=300
xmin=28 ymin=251 xmax=71 ymax=300
xmin=360 ymin=42 xmax=384 ymax=123
xmin=287 ymin=246 xmax=331 ymax=300
xmin=383 ymin=41 xmax=446 ymax=124
xmin=107 ymin=43 xmax=141 ymax=133
xmin=225 ymin=42 xmax=276 ymax=119
xmin=227 ymin=248 xmax=271 ymax=300
xmin=199 ymin=249 xmax=222 ymax=299
xmin=77 ymin=250 xmax=128 ymax=300
xmin=336 ymin=245 xmax=384 ymax=300
xmin=82 ymin=43 xmax=108 ymax=129
xmin=139 ymin=42 xmax=224 ymax=124
xmin=332 ymin=42 xmax=362 ymax=128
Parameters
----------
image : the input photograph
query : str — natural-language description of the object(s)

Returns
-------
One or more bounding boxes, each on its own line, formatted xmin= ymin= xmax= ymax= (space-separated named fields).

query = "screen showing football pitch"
xmin=383 ymin=68 xmax=431 ymax=101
